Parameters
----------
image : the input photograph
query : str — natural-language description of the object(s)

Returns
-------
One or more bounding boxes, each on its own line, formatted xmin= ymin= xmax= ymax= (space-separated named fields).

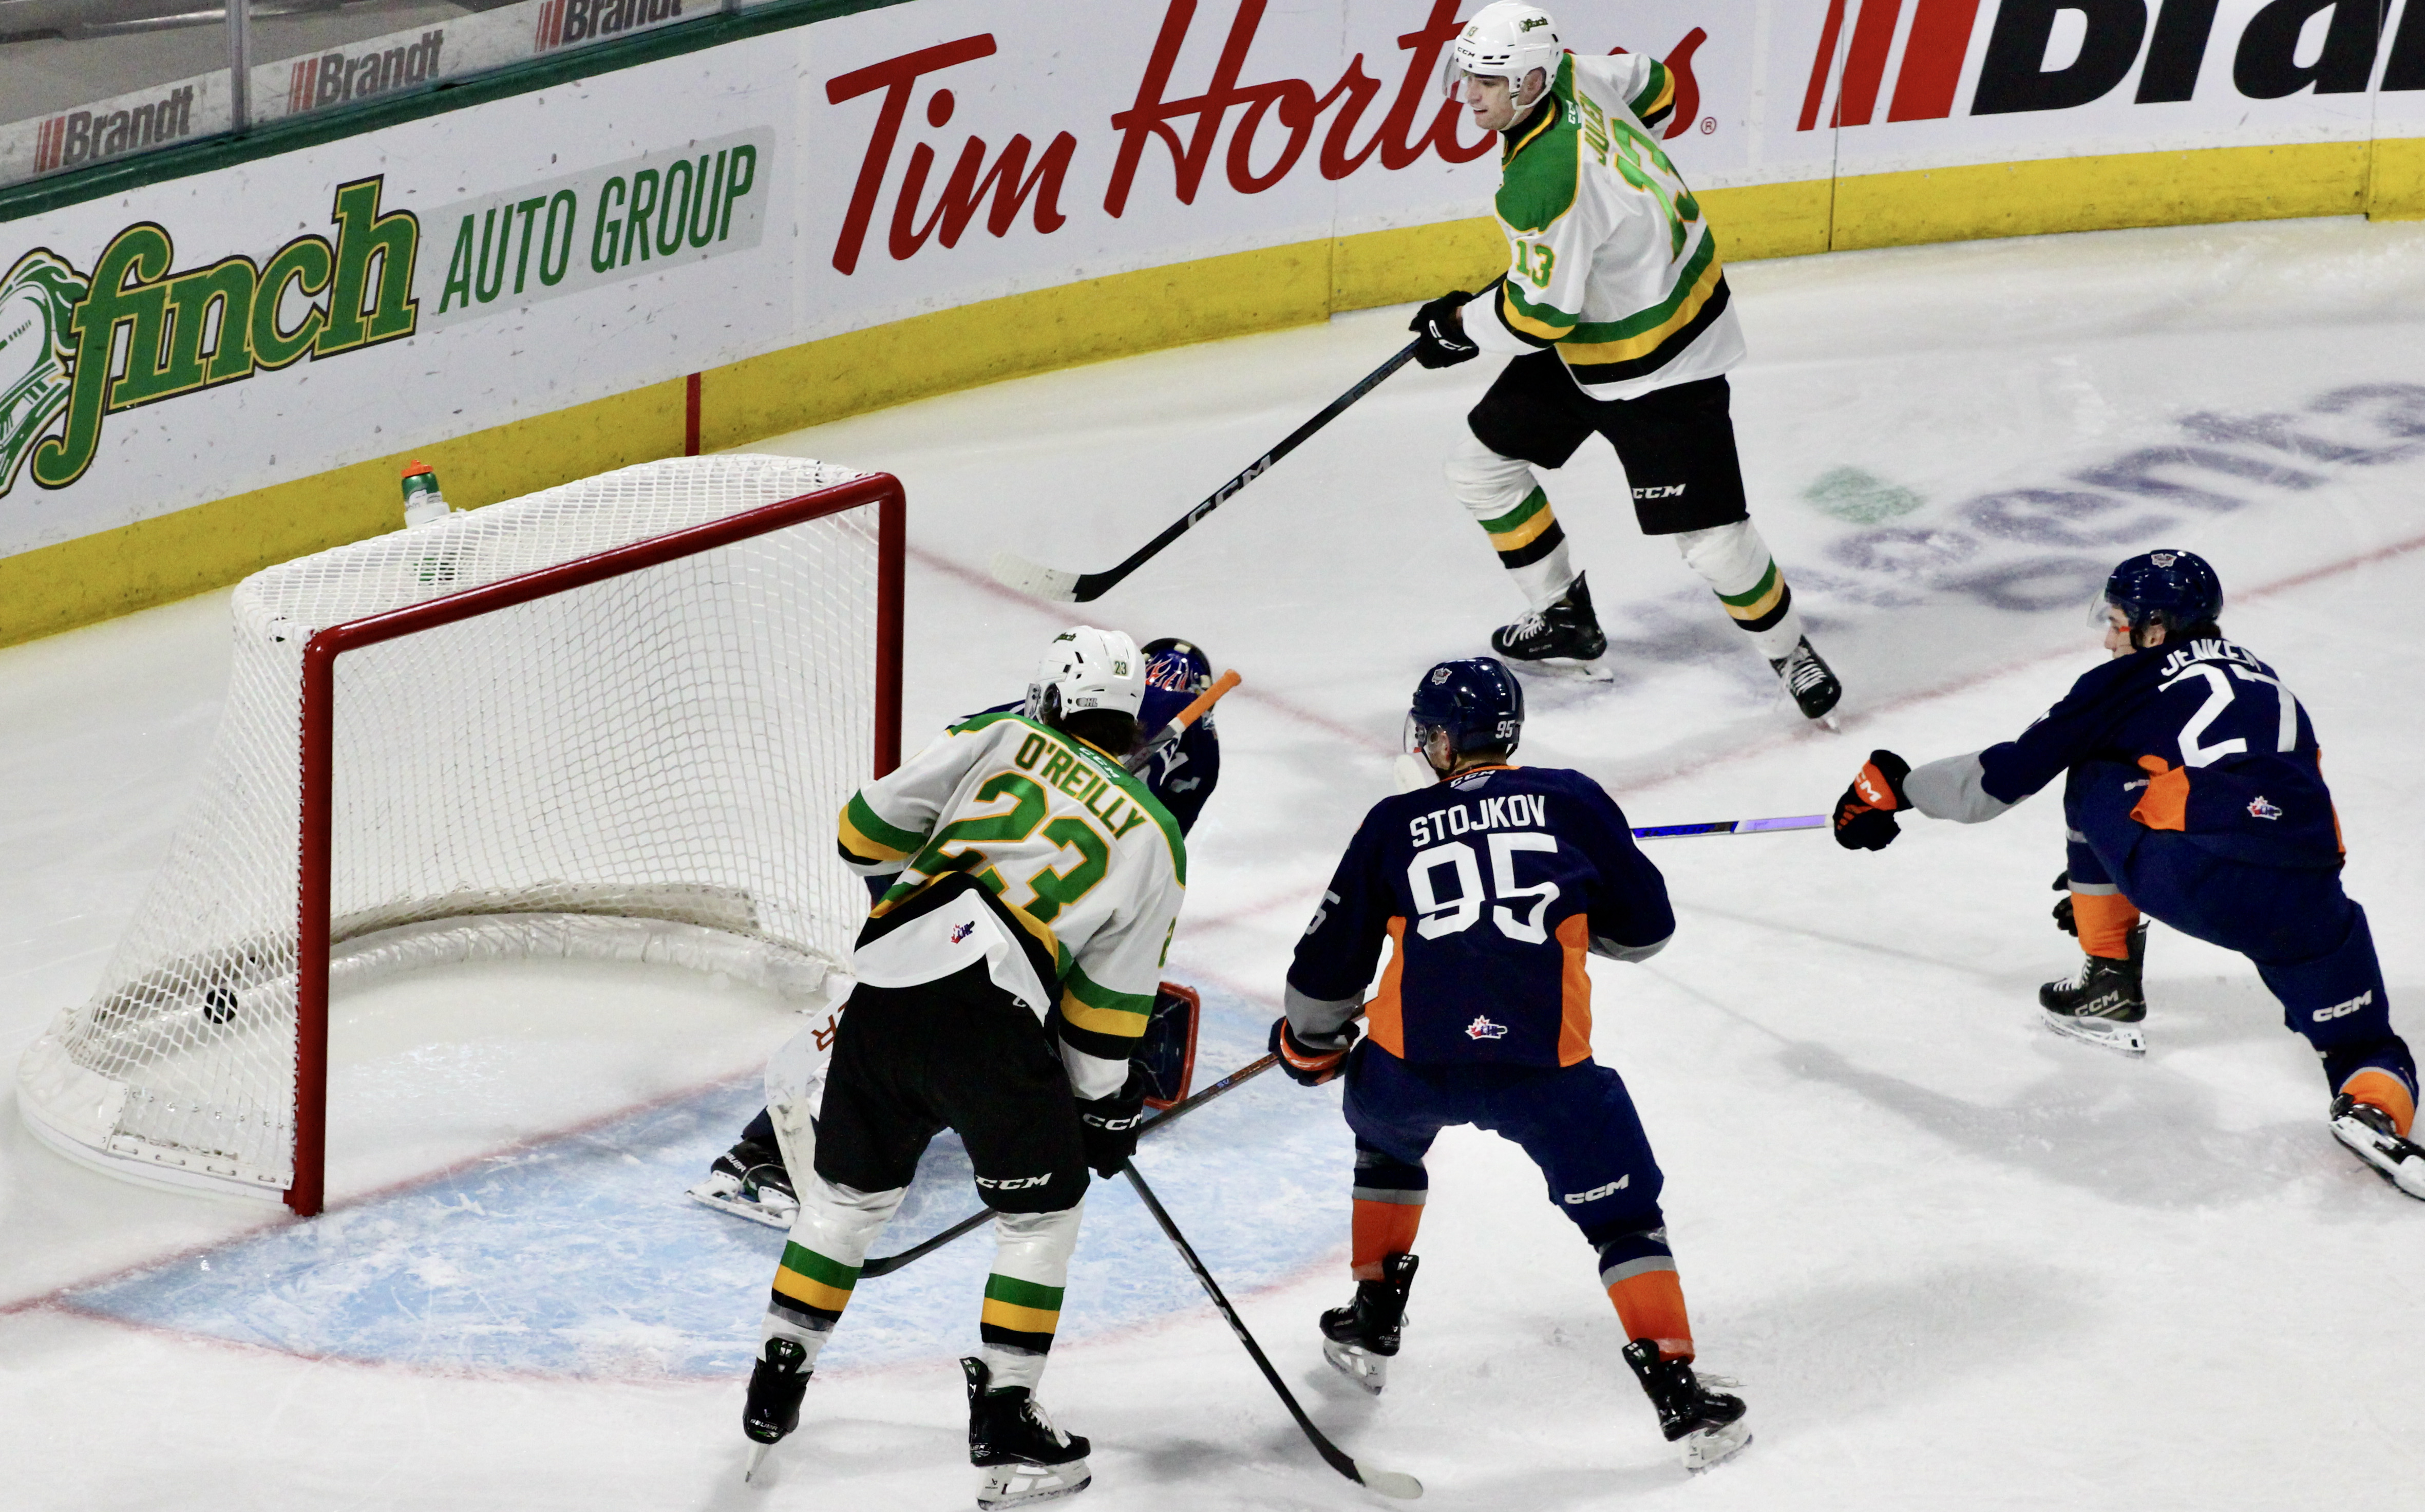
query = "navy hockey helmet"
xmin=2100 ymin=549 xmax=2223 ymax=637
xmin=1408 ymin=657 xmax=1524 ymax=758
xmin=1138 ymin=637 xmax=1215 ymax=736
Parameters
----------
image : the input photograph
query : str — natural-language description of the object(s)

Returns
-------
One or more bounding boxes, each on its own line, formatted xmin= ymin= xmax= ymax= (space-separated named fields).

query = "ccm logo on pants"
xmin=1563 ymin=1175 xmax=1631 ymax=1204
xmin=1632 ymin=485 xmax=1687 ymax=500
xmin=976 ymin=1174 xmax=1054 ymax=1190
xmin=2315 ymin=991 xmax=2376 ymax=1024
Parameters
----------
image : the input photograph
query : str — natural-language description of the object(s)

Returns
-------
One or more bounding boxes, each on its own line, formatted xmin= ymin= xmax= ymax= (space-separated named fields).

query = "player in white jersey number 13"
xmin=740 ymin=627 xmax=1189 ymax=1509
xmin=1412 ymin=2 xmax=1842 ymax=720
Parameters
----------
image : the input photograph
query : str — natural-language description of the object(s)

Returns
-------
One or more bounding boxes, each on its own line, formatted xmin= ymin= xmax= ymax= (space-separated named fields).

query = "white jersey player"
xmin=741 ymin=627 xmax=1186 ymax=1509
xmin=1410 ymin=2 xmax=1842 ymax=720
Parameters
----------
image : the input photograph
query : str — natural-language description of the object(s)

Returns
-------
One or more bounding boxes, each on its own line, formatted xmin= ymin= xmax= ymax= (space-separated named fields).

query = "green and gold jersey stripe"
xmin=840 ymin=792 xmax=923 ymax=863
xmin=1060 ymin=959 xmax=1153 ymax=1037
xmin=1555 ymin=241 xmax=1726 ymax=368
xmin=1500 ymin=277 xmax=1579 ymax=343
xmin=1628 ymin=59 xmax=1674 ymax=125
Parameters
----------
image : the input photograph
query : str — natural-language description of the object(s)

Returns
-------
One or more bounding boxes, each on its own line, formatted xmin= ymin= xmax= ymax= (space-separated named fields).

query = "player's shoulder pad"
xmin=1495 ymin=94 xmax=1580 ymax=233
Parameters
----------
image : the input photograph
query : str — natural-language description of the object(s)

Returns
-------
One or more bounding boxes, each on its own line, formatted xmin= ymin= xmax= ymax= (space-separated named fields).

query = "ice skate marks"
xmin=57 ymin=989 xmax=1342 ymax=1377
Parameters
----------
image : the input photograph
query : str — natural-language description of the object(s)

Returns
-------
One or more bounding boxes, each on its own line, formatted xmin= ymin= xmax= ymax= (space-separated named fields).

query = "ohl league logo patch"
xmin=1464 ymin=1014 xmax=1508 ymax=1041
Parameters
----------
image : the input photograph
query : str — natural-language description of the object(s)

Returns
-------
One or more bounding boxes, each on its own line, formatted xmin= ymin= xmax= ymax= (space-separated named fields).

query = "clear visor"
xmin=1405 ymin=713 xmax=1448 ymax=753
xmin=2088 ymin=593 xmax=2127 ymax=630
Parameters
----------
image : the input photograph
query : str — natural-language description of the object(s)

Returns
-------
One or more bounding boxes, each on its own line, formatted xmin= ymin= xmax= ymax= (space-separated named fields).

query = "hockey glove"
xmin=1270 ymin=1015 xmax=1358 ymax=1087
xmin=1832 ymin=749 xmax=1911 ymax=851
xmin=1408 ymin=291 xmax=1480 ymax=369
xmin=1075 ymin=1068 xmax=1150 ymax=1179
xmin=2051 ymin=871 xmax=2076 ymax=935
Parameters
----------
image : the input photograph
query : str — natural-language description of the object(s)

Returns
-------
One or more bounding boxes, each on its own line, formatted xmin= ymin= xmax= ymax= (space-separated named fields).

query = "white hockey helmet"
xmin=1441 ymin=2 xmax=1563 ymax=108
xmin=1024 ymin=626 xmax=1146 ymax=725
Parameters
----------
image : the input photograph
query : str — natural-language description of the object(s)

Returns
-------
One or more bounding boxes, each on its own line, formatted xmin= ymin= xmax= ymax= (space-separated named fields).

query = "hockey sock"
xmin=1597 ymin=1227 xmax=1692 ymax=1360
xmin=2069 ymin=889 xmax=2143 ymax=960
xmin=764 ymin=1173 xmax=906 ymax=1366
xmin=1351 ymin=1141 xmax=1428 ymax=1280
xmin=1447 ymin=435 xmax=1577 ymax=610
xmin=979 ymin=1205 xmax=1083 ymax=1392
xmin=2341 ymin=1068 xmax=2417 ymax=1139
xmin=1673 ymin=520 xmax=1804 ymax=662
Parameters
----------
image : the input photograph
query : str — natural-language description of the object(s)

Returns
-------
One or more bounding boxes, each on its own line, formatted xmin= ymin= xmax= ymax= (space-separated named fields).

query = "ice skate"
xmin=2039 ymin=923 xmax=2147 ymax=1056
xmin=2329 ymin=1095 xmax=2425 ymax=1200
xmin=741 ymin=1337 xmax=811 ymax=1481
xmin=1767 ymin=635 xmax=1842 ymax=722
xmin=1318 ymin=1252 xmax=1418 ymax=1395
xmin=688 ymin=1138 xmax=799 ymax=1229
xmin=964 ymin=1356 xmax=1091 ymax=1508
xmin=1621 ymin=1339 xmax=1749 ymax=1471
xmin=1491 ymin=574 xmax=1607 ymax=667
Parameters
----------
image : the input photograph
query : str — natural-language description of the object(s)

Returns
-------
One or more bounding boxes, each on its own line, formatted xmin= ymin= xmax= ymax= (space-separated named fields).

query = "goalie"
xmin=691 ymin=637 xmax=1221 ymax=1229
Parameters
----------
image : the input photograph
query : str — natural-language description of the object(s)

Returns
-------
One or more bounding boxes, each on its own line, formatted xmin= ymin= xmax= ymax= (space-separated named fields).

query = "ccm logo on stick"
xmin=1563 ymin=1175 xmax=1631 ymax=1204
xmin=2315 ymin=991 xmax=2375 ymax=1024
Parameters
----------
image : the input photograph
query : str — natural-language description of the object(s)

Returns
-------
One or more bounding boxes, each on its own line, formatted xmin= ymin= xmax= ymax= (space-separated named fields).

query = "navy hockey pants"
xmin=1342 ymin=1044 xmax=1672 ymax=1271
xmin=2070 ymin=827 xmax=2413 ymax=1095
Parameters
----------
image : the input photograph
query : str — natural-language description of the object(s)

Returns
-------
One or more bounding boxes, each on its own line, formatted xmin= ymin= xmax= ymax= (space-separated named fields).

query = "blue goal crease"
xmin=62 ymin=986 xmax=1347 ymax=1381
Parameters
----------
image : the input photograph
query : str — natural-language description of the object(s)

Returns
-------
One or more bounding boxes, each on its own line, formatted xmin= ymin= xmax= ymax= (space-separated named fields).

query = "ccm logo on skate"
xmin=1632 ymin=484 xmax=1687 ymax=500
xmin=1464 ymin=1014 xmax=1508 ymax=1041
xmin=1563 ymin=1176 xmax=1630 ymax=1204
xmin=976 ymin=1173 xmax=1053 ymax=1190
xmin=2315 ymin=992 xmax=2375 ymax=1024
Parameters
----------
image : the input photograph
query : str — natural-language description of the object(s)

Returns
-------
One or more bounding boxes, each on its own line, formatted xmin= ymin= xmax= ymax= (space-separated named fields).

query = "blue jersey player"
xmin=1270 ymin=658 xmax=1752 ymax=1471
xmin=1832 ymin=550 xmax=2422 ymax=1200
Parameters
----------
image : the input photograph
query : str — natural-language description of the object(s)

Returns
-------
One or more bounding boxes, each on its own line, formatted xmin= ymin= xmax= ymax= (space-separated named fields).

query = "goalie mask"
xmin=1025 ymin=626 xmax=1146 ymax=725
xmin=1440 ymin=1 xmax=1563 ymax=110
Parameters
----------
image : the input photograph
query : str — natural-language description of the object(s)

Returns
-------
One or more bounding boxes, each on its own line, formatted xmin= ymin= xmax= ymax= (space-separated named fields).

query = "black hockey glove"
xmin=2051 ymin=871 xmax=2077 ymax=935
xmin=1408 ymin=291 xmax=1480 ymax=368
xmin=1270 ymin=1015 xmax=1357 ymax=1087
xmin=1832 ymin=749 xmax=1911 ymax=852
xmin=1075 ymin=1068 xmax=1150 ymax=1179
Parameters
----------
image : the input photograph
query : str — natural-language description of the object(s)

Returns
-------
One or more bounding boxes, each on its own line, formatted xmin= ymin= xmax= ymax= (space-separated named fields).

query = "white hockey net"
xmin=17 ymin=455 xmax=896 ymax=1203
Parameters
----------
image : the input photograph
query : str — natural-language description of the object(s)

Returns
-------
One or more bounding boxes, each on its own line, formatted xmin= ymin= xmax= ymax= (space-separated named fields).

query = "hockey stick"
xmin=1632 ymin=814 xmax=1825 ymax=841
xmin=858 ymin=1052 xmax=1281 ymax=1279
xmin=1122 ymin=1159 xmax=1423 ymax=1500
xmin=990 ymin=341 xmax=1421 ymax=603
xmin=1124 ymin=668 xmax=1241 ymax=774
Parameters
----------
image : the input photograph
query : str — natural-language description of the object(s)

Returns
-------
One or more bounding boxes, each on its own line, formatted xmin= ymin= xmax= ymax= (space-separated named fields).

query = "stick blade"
xmin=1354 ymin=1463 xmax=1424 ymax=1500
xmin=989 ymin=551 xmax=1084 ymax=602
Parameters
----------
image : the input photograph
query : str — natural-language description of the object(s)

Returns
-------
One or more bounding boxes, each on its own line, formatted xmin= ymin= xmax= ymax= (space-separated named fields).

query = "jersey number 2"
xmin=2162 ymin=663 xmax=2302 ymax=768
xmin=1407 ymin=833 xmax=1560 ymax=943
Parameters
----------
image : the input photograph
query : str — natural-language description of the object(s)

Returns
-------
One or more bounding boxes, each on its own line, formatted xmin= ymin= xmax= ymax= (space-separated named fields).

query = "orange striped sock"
xmin=2072 ymin=892 xmax=2143 ymax=960
xmin=2342 ymin=1068 xmax=2417 ymax=1139
xmin=1351 ymin=1199 xmax=1423 ymax=1282
xmin=1606 ymin=1268 xmax=1694 ymax=1362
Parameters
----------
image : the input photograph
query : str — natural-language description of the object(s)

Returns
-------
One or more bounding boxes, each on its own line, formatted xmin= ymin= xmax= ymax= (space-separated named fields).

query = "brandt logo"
xmin=1800 ymin=0 xmax=2425 ymax=131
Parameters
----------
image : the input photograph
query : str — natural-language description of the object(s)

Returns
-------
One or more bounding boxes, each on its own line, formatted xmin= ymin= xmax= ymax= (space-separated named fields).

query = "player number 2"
xmin=2162 ymin=663 xmax=2302 ymax=768
xmin=1407 ymin=832 xmax=1562 ymax=943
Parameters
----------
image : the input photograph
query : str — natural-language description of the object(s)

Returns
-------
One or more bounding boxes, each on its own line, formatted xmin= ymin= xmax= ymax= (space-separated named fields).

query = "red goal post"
xmin=16 ymin=457 xmax=903 ymax=1217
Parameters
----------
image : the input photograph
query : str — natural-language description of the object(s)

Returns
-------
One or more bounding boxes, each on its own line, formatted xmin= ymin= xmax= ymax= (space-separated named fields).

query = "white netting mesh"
xmin=17 ymin=455 xmax=885 ymax=1197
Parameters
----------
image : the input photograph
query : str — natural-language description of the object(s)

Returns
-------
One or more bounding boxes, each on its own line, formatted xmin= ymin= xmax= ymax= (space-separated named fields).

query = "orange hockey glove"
xmin=1832 ymin=749 xmax=1911 ymax=851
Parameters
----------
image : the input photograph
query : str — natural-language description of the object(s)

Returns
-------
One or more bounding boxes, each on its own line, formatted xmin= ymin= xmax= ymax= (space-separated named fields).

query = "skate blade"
xmin=1321 ymin=1338 xmax=1388 ymax=1395
xmin=1682 ymin=1420 xmax=1750 ymax=1472
xmin=977 ymin=1457 xmax=1092 ymax=1509
xmin=2331 ymin=1118 xmax=2425 ymax=1200
xmin=743 ymin=1442 xmax=770 ymax=1483
xmin=2039 ymin=1010 xmax=2146 ymax=1057
xmin=1505 ymin=657 xmax=1615 ymax=683
xmin=688 ymin=1185 xmax=798 ymax=1230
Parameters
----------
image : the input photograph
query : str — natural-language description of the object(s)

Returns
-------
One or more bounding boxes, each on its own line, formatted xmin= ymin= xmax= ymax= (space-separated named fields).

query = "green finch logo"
xmin=0 ymin=250 xmax=86 ymax=499
xmin=3 ymin=176 xmax=419 ymax=499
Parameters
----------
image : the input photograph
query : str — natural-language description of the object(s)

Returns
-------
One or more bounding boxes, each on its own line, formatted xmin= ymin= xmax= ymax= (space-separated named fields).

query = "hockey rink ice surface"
xmin=5 ymin=216 xmax=2425 ymax=1510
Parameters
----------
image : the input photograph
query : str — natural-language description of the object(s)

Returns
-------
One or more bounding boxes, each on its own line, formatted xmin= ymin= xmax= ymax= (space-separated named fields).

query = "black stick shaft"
xmin=1121 ymin=1159 xmax=1371 ymax=1488
xmin=1067 ymin=342 xmax=1418 ymax=601
xmin=859 ymin=1052 xmax=1280 ymax=1278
